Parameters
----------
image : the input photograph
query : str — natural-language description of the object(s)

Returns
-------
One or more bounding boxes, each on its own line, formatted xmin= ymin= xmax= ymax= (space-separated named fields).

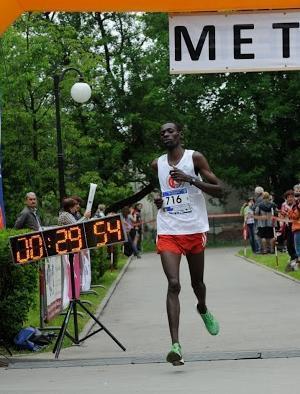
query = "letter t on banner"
xmin=0 ymin=103 xmax=6 ymax=228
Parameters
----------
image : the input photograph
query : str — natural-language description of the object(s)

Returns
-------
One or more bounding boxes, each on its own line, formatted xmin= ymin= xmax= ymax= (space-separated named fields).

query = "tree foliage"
xmin=0 ymin=12 xmax=299 ymax=226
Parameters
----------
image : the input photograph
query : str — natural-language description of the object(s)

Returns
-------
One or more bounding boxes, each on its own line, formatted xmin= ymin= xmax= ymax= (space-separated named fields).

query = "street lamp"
xmin=53 ymin=67 xmax=92 ymax=203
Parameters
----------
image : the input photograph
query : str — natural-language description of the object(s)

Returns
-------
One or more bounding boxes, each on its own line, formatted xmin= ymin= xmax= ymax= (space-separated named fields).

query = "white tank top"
xmin=157 ymin=149 xmax=209 ymax=235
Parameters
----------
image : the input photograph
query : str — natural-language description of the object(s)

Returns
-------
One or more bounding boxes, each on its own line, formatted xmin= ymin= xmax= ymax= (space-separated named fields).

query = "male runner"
xmin=151 ymin=122 xmax=223 ymax=366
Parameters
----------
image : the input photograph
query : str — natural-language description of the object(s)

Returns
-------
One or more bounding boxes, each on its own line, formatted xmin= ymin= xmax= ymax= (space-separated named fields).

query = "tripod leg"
xmin=53 ymin=301 xmax=74 ymax=358
xmin=78 ymin=300 xmax=126 ymax=351
xmin=73 ymin=299 xmax=79 ymax=344
xmin=68 ymin=253 xmax=80 ymax=344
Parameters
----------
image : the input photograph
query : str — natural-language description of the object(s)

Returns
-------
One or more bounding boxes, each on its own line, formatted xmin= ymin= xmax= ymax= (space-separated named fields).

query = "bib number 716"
xmin=165 ymin=195 xmax=182 ymax=205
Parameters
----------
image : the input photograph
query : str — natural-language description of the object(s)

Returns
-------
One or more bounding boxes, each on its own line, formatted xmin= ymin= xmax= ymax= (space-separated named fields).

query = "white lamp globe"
xmin=70 ymin=82 xmax=92 ymax=103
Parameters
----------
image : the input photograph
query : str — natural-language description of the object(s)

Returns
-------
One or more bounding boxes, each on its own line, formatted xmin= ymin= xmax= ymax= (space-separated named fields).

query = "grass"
xmin=142 ymin=235 xmax=156 ymax=252
xmin=238 ymin=247 xmax=300 ymax=281
xmin=20 ymin=256 xmax=128 ymax=353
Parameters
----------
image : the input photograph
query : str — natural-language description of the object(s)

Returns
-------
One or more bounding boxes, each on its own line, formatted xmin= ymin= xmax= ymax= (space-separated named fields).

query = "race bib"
xmin=162 ymin=188 xmax=192 ymax=214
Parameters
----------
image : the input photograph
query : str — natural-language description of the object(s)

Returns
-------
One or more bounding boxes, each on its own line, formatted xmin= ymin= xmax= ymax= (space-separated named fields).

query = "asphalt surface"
xmin=1 ymin=247 xmax=300 ymax=393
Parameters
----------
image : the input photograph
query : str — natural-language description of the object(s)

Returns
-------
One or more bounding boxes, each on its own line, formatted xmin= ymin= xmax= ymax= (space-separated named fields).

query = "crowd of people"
xmin=14 ymin=193 xmax=144 ymax=259
xmin=241 ymin=184 xmax=300 ymax=272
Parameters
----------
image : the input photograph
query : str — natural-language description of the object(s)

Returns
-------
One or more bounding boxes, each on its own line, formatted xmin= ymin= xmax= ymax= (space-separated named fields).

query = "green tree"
xmin=1 ymin=10 xmax=300 ymax=228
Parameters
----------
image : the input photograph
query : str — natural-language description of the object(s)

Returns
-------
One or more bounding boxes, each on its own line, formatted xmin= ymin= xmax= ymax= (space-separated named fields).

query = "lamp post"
xmin=53 ymin=67 xmax=92 ymax=203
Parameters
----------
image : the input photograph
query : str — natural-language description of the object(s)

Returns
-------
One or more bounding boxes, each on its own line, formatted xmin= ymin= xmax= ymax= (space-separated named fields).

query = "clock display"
xmin=10 ymin=214 xmax=126 ymax=265
xmin=43 ymin=224 xmax=87 ymax=257
xmin=11 ymin=232 xmax=46 ymax=264
xmin=84 ymin=216 xmax=124 ymax=248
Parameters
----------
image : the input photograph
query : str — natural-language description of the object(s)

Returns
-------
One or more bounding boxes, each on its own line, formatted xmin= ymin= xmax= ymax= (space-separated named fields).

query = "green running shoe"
xmin=166 ymin=342 xmax=184 ymax=366
xmin=199 ymin=308 xmax=220 ymax=336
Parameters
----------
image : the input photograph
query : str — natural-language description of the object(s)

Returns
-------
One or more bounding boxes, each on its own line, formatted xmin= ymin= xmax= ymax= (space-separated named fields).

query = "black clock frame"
xmin=9 ymin=214 xmax=126 ymax=265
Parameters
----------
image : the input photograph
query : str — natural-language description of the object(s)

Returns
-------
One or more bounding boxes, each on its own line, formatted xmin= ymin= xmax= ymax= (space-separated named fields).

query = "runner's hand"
xmin=169 ymin=166 xmax=191 ymax=183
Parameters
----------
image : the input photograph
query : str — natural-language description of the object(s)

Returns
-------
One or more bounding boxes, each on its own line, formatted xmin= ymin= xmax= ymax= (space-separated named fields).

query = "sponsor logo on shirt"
xmin=167 ymin=175 xmax=183 ymax=189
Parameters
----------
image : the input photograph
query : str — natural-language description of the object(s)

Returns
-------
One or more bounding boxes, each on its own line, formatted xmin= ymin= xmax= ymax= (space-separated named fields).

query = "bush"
xmin=0 ymin=229 xmax=38 ymax=342
xmin=90 ymin=247 xmax=108 ymax=283
xmin=90 ymin=245 xmax=121 ymax=283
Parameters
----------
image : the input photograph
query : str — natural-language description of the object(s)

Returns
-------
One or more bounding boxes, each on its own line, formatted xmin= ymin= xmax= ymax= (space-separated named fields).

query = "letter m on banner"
xmin=174 ymin=25 xmax=216 ymax=61
xmin=0 ymin=106 xmax=6 ymax=228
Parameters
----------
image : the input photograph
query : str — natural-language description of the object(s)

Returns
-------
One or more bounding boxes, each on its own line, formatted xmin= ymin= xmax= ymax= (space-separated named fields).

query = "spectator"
xmin=253 ymin=186 xmax=265 ymax=253
xmin=255 ymin=192 xmax=277 ymax=254
xmin=294 ymin=184 xmax=300 ymax=199
xmin=254 ymin=186 xmax=264 ymax=206
xmin=288 ymin=197 xmax=300 ymax=271
xmin=14 ymin=192 xmax=42 ymax=231
xmin=132 ymin=203 xmax=143 ymax=251
xmin=280 ymin=190 xmax=297 ymax=271
xmin=58 ymin=198 xmax=91 ymax=226
xmin=128 ymin=205 xmax=140 ymax=253
xmin=239 ymin=200 xmax=248 ymax=217
xmin=94 ymin=204 xmax=106 ymax=218
xmin=69 ymin=195 xmax=84 ymax=220
xmin=121 ymin=206 xmax=141 ymax=259
xmin=243 ymin=198 xmax=257 ymax=253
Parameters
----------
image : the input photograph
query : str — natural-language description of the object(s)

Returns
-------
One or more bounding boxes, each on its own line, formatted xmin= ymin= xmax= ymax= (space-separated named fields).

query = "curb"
xmin=237 ymin=254 xmax=300 ymax=285
xmin=81 ymin=256 xmax=134 ymax=339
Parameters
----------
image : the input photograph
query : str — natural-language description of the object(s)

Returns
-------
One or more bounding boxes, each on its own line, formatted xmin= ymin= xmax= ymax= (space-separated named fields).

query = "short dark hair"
xmin=62 ymin=198 xmax=77 ymax=212
xmin=69 ymin=195 xmax=83 ymax=205
xmin=284 ymin=190 xmax=295 ymax=199
xmin=121 ymin=206 xmax=130 ymax=216
xmin=163 ymin=122 xmax=183 ymax=132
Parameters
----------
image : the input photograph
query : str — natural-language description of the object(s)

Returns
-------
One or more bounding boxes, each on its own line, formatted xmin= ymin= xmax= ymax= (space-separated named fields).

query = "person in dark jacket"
xmin=255 ymin=192 xmax=277 ymax=254
xmin=14 ymin=192 xmax=42 ymax=231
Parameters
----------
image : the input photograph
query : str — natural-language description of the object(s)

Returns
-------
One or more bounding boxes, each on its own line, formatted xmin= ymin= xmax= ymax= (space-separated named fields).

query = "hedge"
xmin=0 ymin=229 xmax=38 ymax=342
xmin=90 ymin=244 xmax=120 ymax=283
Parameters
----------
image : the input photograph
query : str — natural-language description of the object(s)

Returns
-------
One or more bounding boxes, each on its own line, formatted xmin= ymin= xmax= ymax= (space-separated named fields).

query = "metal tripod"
xmin=53 ymin=253 xmax=126 ymax=359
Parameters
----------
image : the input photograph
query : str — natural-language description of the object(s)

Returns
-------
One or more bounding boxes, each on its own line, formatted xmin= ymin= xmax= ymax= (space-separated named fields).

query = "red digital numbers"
xmin=16 ymin=234 xmax=44 ymax=264
xmin=93 ymin=219 xmax=123 ymax=247
xmin=107 ymin=219 xmax=123 ymax=241
xmin=55 ymin=226 xmax=83 ymax=254
xmin=93 ymin=221 xmax=108 ymax=246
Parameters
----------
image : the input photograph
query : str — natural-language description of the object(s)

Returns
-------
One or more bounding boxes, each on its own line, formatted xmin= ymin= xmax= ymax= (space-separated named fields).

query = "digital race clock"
xmin=10 ymin=214 xmax=126 ymax=265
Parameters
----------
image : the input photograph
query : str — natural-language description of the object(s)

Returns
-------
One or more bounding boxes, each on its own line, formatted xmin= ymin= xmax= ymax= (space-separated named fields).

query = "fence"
xmin=207 ymin=213 xmax=243 ymax=246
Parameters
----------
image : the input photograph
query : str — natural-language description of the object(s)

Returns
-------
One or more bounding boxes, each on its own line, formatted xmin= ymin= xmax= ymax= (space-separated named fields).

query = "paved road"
xmin=1 ymin=248 xmax=300 ymax=393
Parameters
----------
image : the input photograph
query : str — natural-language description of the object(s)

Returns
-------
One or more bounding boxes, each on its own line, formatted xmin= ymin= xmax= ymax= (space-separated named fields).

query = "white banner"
xmin=169 ymin=10 xmax=300 ymax=74
xmin=44 ymin=256 xmax=62 ymax=321
xmin=62 ymin=255 xmax=70 ymax=309
xmin=86 ymin=183 xmax=97 ymax=212
xmin=80 ymin=249 xmax=91 ymax=292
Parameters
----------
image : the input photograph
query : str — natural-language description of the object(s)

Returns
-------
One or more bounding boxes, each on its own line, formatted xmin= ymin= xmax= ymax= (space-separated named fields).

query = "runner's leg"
xmin=187 ymin=251 xmax=220 ymax=335
xmin=160 ymin=252 xmax=182 ymax=344
xmin=186 ymin=251 xmax=207 ymax=313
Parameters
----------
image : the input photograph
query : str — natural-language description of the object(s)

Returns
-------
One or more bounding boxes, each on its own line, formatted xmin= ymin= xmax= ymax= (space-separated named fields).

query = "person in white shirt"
xmin=151 ymin=122 xmax=223 ymax=366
